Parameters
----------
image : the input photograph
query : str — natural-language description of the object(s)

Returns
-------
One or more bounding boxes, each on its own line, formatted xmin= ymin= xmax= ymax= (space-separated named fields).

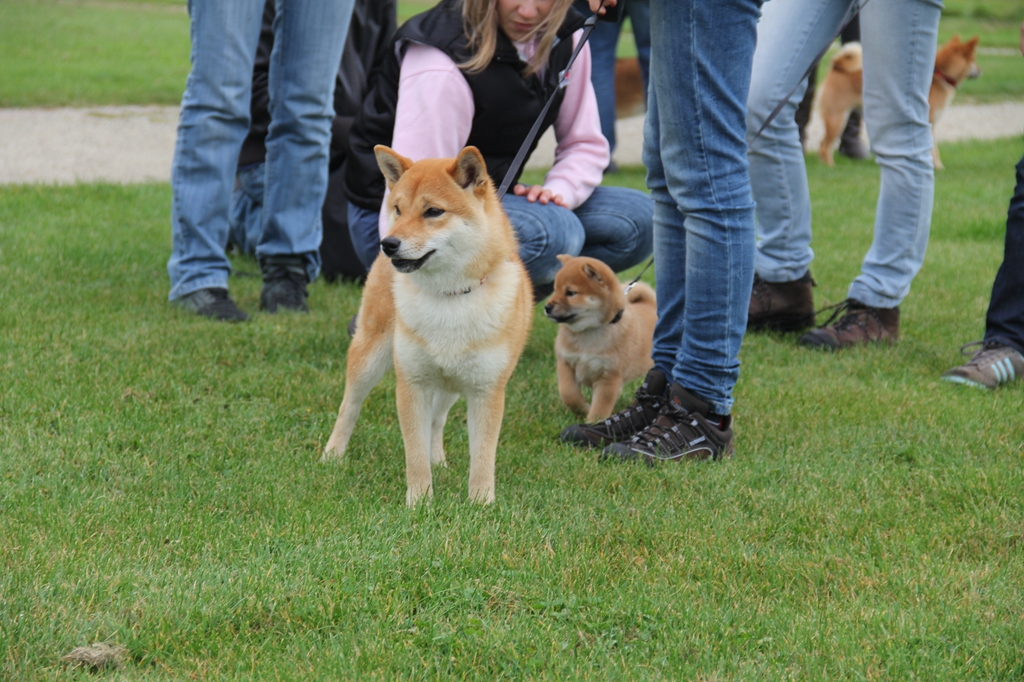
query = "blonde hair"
xmin=460 ymin=0 xmax=573 ymax=77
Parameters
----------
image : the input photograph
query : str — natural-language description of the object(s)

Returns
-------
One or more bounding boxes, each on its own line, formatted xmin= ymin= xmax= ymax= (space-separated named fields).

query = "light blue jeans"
xmin=747 ymin=0 xmax=941 ymax=308
xmin=229 ymin=162 xmax=266 ymax=256
xmin=644 ymin=0 xmax=763 ymax=416
xmin=167 ymin=0 xmax=353 ymax=301
xmin=348 ymin=186 xmax=654 ymax=286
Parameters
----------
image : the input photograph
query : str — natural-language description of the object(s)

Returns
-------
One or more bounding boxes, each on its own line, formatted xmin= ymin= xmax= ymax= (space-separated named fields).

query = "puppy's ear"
xmin=965 ymin=35 xmax=979 ymax=50
xmin=556 ymin=254 xmax=573 ymax=265
xmin=452 ymin=146 xmax=488 ymax=190
xmin=582 ymin=263 xmax=604 ymax=283
xmin=951 ymin=33 xmax=961 ymax=44
xmin=375 ymin=145 xmax=412 ymax=188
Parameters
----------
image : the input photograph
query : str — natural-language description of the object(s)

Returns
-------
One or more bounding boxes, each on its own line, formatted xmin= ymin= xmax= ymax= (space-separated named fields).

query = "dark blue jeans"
xmin=985 ymin=153 xmax=1024 ymax=355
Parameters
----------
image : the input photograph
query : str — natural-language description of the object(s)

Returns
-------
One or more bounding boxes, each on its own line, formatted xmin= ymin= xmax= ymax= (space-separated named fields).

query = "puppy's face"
xmin=544 ymin=255 xmax=621 ymax=332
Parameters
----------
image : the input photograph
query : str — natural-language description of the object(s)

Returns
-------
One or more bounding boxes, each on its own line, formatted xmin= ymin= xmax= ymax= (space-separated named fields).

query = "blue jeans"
xmin=572 ymin=0 xmax=651 ymax=153
xmin=643 ymin=0 xmax=763 ymax=416
xmin=167 ymin=0 xmax=353 ymax=301
xmin=348 ymin=186 xmax=654 ymax=286
xmin=747 ymin=0 xmax=941 ymax=308
xmin=985 ymin=153 xmax=1024 ymax=355
xmin=229 ymin=163 xmax=265 ymax=256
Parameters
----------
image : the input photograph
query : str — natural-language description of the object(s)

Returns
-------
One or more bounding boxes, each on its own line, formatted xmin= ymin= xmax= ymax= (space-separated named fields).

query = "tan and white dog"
xmin=928 ymin=34 xmax=981 ymax=170
xmin=323 ymin=146 xmax=533 ymax=506
xmin=544 ymin=255 xmax=656 ymax=423
xmin=816 ymin=36 xmax=981 ymax=168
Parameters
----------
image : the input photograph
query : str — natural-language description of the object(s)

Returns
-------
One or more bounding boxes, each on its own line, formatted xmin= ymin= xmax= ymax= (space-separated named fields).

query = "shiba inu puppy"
xmin=544 ymin=255 xmax=656 ymax=423
xmin=817 ymin=36 xmax=980 ymax=168
xmin=323 ymin=146 xmax=533 ymax=506
xmin=929 ymin=34 xmax=981 ymax=170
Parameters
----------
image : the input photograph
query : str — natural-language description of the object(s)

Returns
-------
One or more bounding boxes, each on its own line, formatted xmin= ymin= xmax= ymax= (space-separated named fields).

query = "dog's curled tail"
xmin=829 ymin=42 xmax=863 ymax=74
xmin=626 ymin=281 xmax=656 ymax=307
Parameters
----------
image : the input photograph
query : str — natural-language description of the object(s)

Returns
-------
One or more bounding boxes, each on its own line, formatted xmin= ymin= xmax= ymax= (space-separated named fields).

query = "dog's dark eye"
xmin=565 ymin=289 xmax=576 ymax=297
xmin=394 ymin=205 xmax=401 ymax=216
xmin=424 ymin=207 xmax=445 ymax=219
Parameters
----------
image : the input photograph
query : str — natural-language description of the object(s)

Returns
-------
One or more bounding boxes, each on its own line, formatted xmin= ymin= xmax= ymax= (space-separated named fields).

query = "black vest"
xmin=345 ymin=0 xmax=586 ymax=211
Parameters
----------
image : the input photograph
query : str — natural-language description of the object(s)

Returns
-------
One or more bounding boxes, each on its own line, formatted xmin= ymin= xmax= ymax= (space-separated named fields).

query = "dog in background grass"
xmin=323 ymin=146 xmax=532 ymax=506
xmin=816 ymin=35 xmax=981 ymax=168
xmin=544 ymin=255 xmax=656 ymax=423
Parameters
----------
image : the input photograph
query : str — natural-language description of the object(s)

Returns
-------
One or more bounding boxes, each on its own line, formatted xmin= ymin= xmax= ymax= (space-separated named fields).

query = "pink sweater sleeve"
xmin=543 ymin=31 xmax=609 ymax=210
xmin=379 ymin=43 xmax=475 ymax=236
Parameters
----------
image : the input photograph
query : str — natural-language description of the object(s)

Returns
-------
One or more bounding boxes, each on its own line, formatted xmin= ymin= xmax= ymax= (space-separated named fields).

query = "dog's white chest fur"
xmin=393 ymin=264 xmax=518 ymax=391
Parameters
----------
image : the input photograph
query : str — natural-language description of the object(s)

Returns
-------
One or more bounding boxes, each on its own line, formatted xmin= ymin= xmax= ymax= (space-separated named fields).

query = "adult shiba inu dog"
xmin=928 ymin=34 xmax=981 ymax=170
xmin=322 ymin=146 xmax=533 ymax=506
xmin=544 ymin=255 xmax=656 ymax=423
xmin=817 ymin=36 xmax=980 ymax=168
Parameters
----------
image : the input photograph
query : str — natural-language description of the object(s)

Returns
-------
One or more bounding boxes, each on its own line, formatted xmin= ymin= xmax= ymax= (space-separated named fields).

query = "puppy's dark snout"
xmin=543 ymin=302 xmax=554 ymax=314
xmin=380 ymin=237 xmax=401 ymax=257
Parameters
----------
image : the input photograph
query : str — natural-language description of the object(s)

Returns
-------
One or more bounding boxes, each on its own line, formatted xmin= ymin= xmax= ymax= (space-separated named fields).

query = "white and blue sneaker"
xmin=942 ymin=340 xmax=1024 ymax=390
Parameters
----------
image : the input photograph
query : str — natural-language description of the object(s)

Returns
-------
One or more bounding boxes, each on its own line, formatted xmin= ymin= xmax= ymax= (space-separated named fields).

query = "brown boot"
xmin=799 ymin=299 xmax=900 ymax=350
xmin=747 ymin=272 xmax=816 ymax=332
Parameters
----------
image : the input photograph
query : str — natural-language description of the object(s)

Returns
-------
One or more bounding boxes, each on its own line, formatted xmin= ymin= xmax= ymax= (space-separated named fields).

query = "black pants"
xmin=985 ymin=152 xmax=1024 ymax=355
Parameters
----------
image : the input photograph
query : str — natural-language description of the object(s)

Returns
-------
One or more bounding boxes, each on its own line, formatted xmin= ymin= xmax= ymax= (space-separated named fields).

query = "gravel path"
xmin=1 ymin=102 xmax=1022 ymax=184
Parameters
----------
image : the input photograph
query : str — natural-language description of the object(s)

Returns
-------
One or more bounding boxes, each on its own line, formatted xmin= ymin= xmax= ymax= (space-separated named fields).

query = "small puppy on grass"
xmin=544 ymin=255 xmax=656 ymax=423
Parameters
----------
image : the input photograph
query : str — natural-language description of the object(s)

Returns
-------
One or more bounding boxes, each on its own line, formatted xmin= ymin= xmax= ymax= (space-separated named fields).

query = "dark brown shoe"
xmin=747 ymin=272 xmax=816 ymax=332
xmin=799 ymin=299 xmax=899 ymax=350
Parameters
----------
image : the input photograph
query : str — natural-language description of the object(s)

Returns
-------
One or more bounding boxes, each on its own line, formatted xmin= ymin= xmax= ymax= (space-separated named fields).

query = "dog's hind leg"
xmin=396 ymin=375 xmax=435 ymax=507
xmin=465 ymin=386 xmax=506 ymax=504
xmin=322 ymin=331 xmax=393 ymax=462
xmin=429 ymin=390 xmax=460 ymax=468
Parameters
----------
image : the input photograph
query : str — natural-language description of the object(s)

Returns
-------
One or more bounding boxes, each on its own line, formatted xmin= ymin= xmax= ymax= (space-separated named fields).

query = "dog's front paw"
xmin=320 ymin=441 xmax=346 ymax=463
xmin=468 ymin=484 xmax=495 ymax=505
xmin=406 ymin=483 xmax=434 ymax=507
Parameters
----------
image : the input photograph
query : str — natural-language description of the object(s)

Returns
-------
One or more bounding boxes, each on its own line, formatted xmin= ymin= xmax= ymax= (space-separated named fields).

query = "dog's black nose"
xmin=380 ymin=237 xmax=401 ymax=257
xmin=543 ymin=302 xmax=554 ymax=314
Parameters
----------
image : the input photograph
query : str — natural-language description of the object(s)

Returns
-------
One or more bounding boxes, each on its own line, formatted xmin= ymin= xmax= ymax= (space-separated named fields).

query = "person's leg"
xmin=984 ymin=152 xmax=1024 ymax=355
xmin=229 ymin=162 xmax=266 ymax=256
xmin=625 ymin=0 xmax=651 ymax=95
xmin=501 ymin=194 xmax=586 ymax=288
xmin=347 ymin=203 xmax=382 ymax=271
xmin=847 ymin=0 xmax=940 ymax=309
xmin=167 ymin=0 xmax=265 ymax=301
xmin=573 ymin=186 xmax=654 ymax=274
xmin=587 ymin=13 xmax=622 ymax=153
xmin=644 ymin=0 xmax=762 ymax=417
xmin=258 ymin=0 xmax=353 ymax=284
xmin=747 ymin=0 xmax=853 ymax=284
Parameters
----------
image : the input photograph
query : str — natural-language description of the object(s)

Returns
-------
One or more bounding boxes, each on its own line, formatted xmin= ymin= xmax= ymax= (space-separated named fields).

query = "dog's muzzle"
xmin=543 ymin=302 xmax=576 ymax=323
xmin=380 ymin=237 xmax=435 ymax=273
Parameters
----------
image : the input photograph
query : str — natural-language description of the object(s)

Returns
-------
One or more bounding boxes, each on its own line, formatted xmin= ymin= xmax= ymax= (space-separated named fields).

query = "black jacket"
xmin=238 ymin=0 xmax=398 ymax=170
xmin=344 ymin=0 xmax=586 ymax=211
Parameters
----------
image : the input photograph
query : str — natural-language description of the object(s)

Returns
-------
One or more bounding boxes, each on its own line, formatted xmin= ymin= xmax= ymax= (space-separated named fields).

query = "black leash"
xmin=495 ymin=0 xmax=608 ymax=200
xmin=751 ymin=0 xmax=867 ymax=142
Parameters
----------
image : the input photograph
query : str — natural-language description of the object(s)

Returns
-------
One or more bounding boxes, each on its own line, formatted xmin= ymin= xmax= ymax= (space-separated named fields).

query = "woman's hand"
xmin=514 ymin=183 xmax=568 ymax=207
xmin=588 ymin=0 xmax=616 ymax=15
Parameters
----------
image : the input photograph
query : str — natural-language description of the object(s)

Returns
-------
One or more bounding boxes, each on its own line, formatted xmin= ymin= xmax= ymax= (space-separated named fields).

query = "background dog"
xmin=323 ymin=146 xmax=532 ymax=506
xmin=544 ymin=255 xmax=656 ymax=423
xmin=816 ymin=35 xmax=980 ymax=168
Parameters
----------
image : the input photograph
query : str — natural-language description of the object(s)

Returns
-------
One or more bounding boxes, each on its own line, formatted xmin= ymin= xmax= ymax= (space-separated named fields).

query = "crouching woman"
xmin=345 ymin=0 xmax=653 ymax=298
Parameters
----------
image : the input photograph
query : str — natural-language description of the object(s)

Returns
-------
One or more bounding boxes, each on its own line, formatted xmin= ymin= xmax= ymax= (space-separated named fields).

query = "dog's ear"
xmin=582 ymin=263 xmax=604 ymax=283
xmin=452 ymin=146 xmax=488 ymax=190
xmin=965 ymin=35 xmax=979 ymax=51
xmin=556 ymin=254 xmax=573 ymax=265
xmin=951 ymin=33 xmax=961 ymax=44
xmin=375 ymin=145 xmax=412 ymax=188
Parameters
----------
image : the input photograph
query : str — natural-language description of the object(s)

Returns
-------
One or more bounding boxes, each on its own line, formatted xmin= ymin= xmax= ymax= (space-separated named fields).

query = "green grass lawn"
xmin=0 ymin=0 xmax=1021 ymax=107
xmin=2 ymin=137 xmax=1023 ymax=679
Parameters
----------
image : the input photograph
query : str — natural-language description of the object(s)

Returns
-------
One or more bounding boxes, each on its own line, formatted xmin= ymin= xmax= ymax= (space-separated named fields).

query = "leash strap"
xmin=495 ymin=0 xmax=608 ymax=200
xmin=751 ymin=0 xmax=867 ymax=142
xmin=623 ymin=257 xmax=653 ymax=294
